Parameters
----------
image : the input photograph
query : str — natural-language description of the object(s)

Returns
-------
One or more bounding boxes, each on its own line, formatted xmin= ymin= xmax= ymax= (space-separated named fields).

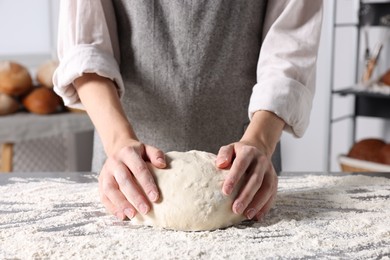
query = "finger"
xmin=222 ymin=146 xmax=254 ymax=196
xmin=243 ymin=186 xmax=272 ymax=220
xmin=231 ymin=158 xmax=267 ymax=215
xmin=99 ymin=174 xmax=137 ymax=220
xmin=99 ymin=187 xmax=117 ymax=215
xmin=112 ymin=164 xmax=151 ymax=215
xmin=145 ymin=145 xmax=166 ymax=168
xmin=245 ymin=170 xmax=278 ymax=220
xmin=122 ymin=149 xmax=160 ymax=203
xmin=99 ymin=168 xmax=121 ymax=217
xmin=216 ymin=144 xmax=234 ymax=169
xmin=100 ymin=194 xmax=125 ymax=220
xmin=255 ymin=192 xmax=277 ymax=222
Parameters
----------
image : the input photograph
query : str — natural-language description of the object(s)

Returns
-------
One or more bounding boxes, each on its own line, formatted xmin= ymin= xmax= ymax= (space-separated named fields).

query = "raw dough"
xmin=131 ymin=150 xmax=245 ymax=231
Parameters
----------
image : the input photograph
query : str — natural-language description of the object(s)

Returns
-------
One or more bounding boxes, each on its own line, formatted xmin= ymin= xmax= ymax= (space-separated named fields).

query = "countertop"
xmin=0 ymin=172 xmax=389 ymax=259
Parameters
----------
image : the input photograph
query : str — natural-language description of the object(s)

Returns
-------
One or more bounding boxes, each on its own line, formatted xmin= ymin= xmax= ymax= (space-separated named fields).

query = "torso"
xmin=93 ymin=0 xmax=268 ymax=171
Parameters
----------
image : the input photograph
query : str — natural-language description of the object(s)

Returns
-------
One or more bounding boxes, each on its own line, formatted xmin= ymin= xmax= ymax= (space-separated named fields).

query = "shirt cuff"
xmin=53 ymin=44 xmax=124 ymax=110
xmin=248 ymin=76 xmax=314 ymax=138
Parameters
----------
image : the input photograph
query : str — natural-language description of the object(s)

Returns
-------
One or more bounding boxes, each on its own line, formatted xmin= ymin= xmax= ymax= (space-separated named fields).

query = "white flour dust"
xmin=0 ymin=174 xmax=390 ymax=259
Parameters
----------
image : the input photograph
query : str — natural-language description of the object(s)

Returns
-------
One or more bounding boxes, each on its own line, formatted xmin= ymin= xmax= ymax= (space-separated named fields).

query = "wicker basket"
xmin=338 ymin=155 xmax=390 ymax=173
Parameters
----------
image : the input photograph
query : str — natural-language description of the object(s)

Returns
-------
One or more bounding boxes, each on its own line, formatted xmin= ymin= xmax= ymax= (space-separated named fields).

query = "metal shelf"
xmin=326 ymin=0 xmax=390 ymax=171
xmin=360 ymin=1 xmax=390 ymax=26
xmin=333 ymin=87 xmax=390 ymax=119
xmin=332 ymin=87 xmax=390 ymax=98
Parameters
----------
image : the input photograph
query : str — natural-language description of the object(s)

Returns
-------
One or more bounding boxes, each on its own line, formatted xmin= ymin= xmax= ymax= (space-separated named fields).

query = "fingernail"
xmin=224 ymin=184 xmax=234 ymax=195
xmin=124 ymin=208 xmax=135 ymax=219
xmin=115 ymin=211 xmax=125 ymax=221
xmin=234 ymin=202 xmax=244 ymax=214
xmin=139 ymin=203 xmax=149 ymax=215
xmin=148 ymin=190 xmax=159 ymax=202
xmin=216 ymin=157 xmax=227 ymax=166
xmin=246 ymin=208 xmax=256 ymax=219
xmin=157 ymin=158 xmax=166 ymax=166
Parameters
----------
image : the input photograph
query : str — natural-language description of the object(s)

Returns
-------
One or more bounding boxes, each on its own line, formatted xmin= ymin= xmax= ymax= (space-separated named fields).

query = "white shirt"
xmin=53 ymin=0 xmax=323 ymax=137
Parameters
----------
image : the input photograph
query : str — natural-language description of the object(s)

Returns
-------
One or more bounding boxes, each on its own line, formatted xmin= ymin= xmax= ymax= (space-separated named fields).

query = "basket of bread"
xmin=338 ymin=138 xmax=390 ymax=172
xmin=0 ymin=60 xmax=67 ymax=116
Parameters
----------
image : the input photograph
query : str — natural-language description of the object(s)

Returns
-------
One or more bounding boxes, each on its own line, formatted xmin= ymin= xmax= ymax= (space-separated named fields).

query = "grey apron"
xmin=92 ymin=0 xmax=281 ymax=173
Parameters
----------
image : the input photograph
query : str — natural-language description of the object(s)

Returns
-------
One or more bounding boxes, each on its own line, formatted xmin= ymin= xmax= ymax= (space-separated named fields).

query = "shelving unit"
xmin=0 ymin=112 xmax=94 ymax=173
xmin=326 ymin=0 xmax=390 ymax=171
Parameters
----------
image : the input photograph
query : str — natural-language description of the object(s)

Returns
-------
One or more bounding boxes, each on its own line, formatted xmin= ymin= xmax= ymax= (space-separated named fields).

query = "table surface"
xmin=1 ymin=171 xmax=389 ymax=259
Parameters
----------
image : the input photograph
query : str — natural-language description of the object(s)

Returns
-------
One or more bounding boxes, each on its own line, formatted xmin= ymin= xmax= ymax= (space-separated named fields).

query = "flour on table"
xmin=0 ymin=174 xmax=389 ymax=259
xmin=132 ymin=150 xmax=245 ymax=231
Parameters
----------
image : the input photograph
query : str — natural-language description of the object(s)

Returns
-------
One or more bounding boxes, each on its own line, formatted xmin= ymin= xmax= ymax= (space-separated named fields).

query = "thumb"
xmin=145 ymin=145 xmax=166 ymax=168
xmin=216 ymin=144 xmax=234 ymax=169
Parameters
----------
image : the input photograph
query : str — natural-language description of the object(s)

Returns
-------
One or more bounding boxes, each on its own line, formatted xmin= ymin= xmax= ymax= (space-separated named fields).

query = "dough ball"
xmin=347 ymin=138 xmax=386 ymax=163
xmin=131 ymin=150 xmax=245 ymax=231
xmin=22 ymin=87 xmax=63 ymax=115
xmin=0 ymin=93 xmax=20 ymax=115
xmin=36 ymin=60 xmax=58 ymax=88
xmin=0 ymin=61 xmax=33 ymax=96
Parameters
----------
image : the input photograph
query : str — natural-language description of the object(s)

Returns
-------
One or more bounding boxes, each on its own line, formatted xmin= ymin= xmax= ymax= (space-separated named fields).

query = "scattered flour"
xmin=0 ymin=174 xmax=389 ymax=259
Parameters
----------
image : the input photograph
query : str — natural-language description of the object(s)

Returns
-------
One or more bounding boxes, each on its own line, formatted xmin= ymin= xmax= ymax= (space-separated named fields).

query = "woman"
xmin=54 ymin=0 xmax=323 ymax=221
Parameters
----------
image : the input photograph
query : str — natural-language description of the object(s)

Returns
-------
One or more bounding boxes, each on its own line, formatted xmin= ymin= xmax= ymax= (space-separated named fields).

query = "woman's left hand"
xmin=216 ymin=141 xmax=278 ymax=221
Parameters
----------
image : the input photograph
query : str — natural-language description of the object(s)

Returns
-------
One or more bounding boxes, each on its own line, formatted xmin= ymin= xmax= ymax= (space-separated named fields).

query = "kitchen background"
xmin=0 ymin=0 xmax=389 ymax=172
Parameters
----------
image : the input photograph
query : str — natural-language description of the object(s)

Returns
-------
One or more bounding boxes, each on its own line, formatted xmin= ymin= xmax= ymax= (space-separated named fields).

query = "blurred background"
xmin=0 ymin=0 xmax=389 ymax=173
xmin=0 ymin=0 xmax=94 ymax=172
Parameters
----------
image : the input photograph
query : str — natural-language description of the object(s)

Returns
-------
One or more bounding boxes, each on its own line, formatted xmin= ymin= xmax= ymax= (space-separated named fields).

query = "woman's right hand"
xmin=71 ymin=74 xmax=165 ymax=220
xmin=98 ymin=140 xmax=167 ymax=220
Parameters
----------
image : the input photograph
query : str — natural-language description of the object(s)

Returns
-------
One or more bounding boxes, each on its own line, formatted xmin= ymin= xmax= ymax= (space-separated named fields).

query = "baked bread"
xmin=380 ymin=69 xmax=390 ymax=86
xmin=0 ymin=93 xmax=19 ymax=115
xmin=378 ymin=144 xmax=390 ymax=165
xmin=347 ymin=138 xmax=386 ymax=163
xmin=22 ymin=87 xmax=63 ymax=114
xmin=0 ymin=61 xmax=33 ymax=96
xmin=36 ymin=60 xmax=58 ymax=88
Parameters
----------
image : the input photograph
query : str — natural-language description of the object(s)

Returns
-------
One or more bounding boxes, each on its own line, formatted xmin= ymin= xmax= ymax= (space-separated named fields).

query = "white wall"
xmin=0 ymin=0 xmax=59 ymax=68
xmin=0 ymin=0 xmax=50 ymax=55
xmin=281 ymin=0 xmax=335 ymax=172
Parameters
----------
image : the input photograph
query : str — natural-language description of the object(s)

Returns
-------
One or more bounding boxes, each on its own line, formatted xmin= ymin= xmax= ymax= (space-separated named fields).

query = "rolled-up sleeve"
xmin=53 ymin=0 xmax=124 ymax=109
xmin=248 ymin=0 xmax=323 ymax=137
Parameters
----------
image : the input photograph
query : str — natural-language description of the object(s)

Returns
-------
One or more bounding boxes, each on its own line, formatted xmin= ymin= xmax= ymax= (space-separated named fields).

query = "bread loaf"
xmin=380 ymin=69 xmax=390 ymax=86
xmin=36 ymin=60 xmax=58 ymax=88
xmin=0 ymin=93 xmax=19 ymax=115
xmin=378 ymin=144 xmax=390 ymax=165
xmin=0 ymin=61 xmax=33 ymax=96
xmin=347 ymin=138 xmax=386 ymax=163
xmin=22 ymin=87 xmax=63 ymax=114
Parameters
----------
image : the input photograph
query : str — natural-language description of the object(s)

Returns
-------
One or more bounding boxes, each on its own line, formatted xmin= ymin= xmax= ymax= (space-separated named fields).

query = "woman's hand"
xmin=216 ymin=142 xmax=278 ymax=221
xmin=98 ymin=140 xmax=166 ymax=220
xmin=216 ymin=110 xmax=285 ymax=221
xmin=73 ymin=74 xmax=167 ymax=221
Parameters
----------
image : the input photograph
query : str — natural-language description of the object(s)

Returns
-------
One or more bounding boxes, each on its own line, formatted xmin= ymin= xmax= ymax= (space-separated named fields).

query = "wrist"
xmin=240 ymin=110 xmax=285 ymax=158
xmin=240 ymin=137 xmax=273 ymax=158
xmin=105 ymin=126 xmax=139 ymax=156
